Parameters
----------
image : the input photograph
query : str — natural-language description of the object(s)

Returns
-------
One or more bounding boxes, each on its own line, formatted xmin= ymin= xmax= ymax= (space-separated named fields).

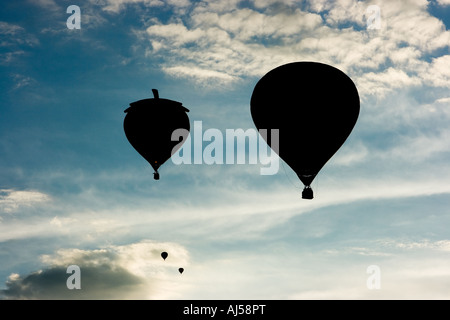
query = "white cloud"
xmin=435 ymin=97 xmax=450 ymax=104
xmin=190 ymin=8 xmax=323 ymax=40
xmin=50 ymin=216 xmax=78 ymax=227
xmin=323 ymin=0 xmax=367 ymax=26
xmin=332 ymin=141 xmax=369 ymax=166
xmin=421 ymin=55 xmax=450 ymax=88
xmin=375 ymin=129 xmax=450 ymax=163
xmin=385 ymin=239 xmax=450 ymax=251
xmin=133 ymin=0 xmax=450 ymax=97
xmin=163 ymin=65 xmax=238 ymax=86
xmin=356 ymin=67 xmax=422 ymax=97
xmin=0 ymin=189 xmax=50 ymax=214
xmin=146 ymin=23 xmax=206 ymax=45
xmin=437 ymin=0 xmax=450 ymax=6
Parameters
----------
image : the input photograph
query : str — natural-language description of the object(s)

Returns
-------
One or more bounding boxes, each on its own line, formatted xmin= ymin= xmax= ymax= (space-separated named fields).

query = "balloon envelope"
xmin=161 ymin=251 xmax=168 ymax=260
xmin=124 ymin=89 xmax=190 ymax=179
xmin=250 ymin=62 xmax=360 ymax=199
xmin=178 ymin=268 xmax=184 ymax=274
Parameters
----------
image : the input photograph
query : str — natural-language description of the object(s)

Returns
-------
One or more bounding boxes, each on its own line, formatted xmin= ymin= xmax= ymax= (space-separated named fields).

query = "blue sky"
xmin=0 ymin=0 xmax=450 ymax=299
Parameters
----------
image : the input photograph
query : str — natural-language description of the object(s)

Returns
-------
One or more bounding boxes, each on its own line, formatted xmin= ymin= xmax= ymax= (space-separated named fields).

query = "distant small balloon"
xmin=161 ymin=252 xmax=168 ymax=260
xmin=178 ymin=268 xmax=184 ymax=274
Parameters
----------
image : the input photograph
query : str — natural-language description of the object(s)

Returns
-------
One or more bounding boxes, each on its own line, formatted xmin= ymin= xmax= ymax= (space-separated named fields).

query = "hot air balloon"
xmin=161 ymin=252 xmax=168 ymax=260
xmin=250 ymin=62 xmax=360 ymax=199
xmin=178 ymin=268 xmax=184 ymax=274
xmin=124 ymin=89 xmax=190 ymax=180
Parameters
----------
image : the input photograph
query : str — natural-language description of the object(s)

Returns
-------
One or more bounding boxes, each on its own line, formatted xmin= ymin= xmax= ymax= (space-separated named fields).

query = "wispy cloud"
xmin=28 ymin=0 xmax=60 ymax=12
xmin=10 ymin=74 xmax=36 ymax=90
xmin=437 ymin=0 xmax=450 ymax=6
xmin=97 ymin=0 xmax=191 ymax=13
xmin=0 ymin=189 xmax=50 ymax=214
xmin=0 ymin=21 xmax=39 ymax=65
xmin=381 ymin=239 xmax=450 ymax=251
xmin=0 ymin=22 xmax=39 ymax=47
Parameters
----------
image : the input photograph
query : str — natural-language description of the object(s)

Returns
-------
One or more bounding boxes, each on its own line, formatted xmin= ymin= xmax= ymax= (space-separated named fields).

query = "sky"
xmin=0 ymin=0 xmax=450 ymax=300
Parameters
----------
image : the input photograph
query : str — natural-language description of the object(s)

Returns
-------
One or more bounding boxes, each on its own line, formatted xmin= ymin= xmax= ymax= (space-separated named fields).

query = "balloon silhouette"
xmin=124 ymin=89 xmax=190 ymax=180
xmin=250 ymin=62 xmax=360 ymax=199
xmin=161 ymin=251 xmax=168 ymax=260
xmin=178 ymin=268 xmax=184 ymax=274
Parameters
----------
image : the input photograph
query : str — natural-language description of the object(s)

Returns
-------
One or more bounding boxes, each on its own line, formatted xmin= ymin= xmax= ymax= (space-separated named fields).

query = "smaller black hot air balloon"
xmin=178 ymin=268 xmax=184 ymax=274
xmin=161 ymin=252 xmax=168 ymax=260
xmin=124 ymin=89 xmax=190 ymax=180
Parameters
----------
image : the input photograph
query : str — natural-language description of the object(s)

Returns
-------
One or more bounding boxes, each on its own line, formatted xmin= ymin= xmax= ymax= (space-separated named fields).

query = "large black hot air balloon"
xmin=124 ymin=89 xmax=190 ymax=180
xmin=250 ymin=62 xmax=360 ymax=199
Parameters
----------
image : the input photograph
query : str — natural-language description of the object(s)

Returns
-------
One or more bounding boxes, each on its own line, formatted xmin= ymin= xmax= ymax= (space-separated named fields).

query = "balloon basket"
xmin=153 ymin=172 xmax=160 ymax=180
xmin=302 ymin=186 xmax=313 ymax=199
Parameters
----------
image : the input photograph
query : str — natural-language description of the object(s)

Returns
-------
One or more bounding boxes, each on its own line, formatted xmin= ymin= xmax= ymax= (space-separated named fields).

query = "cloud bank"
xmin=114 ymin=0 xmax=450 ymax=97
xmin=0 ymin=240 xmax=189 ymax=299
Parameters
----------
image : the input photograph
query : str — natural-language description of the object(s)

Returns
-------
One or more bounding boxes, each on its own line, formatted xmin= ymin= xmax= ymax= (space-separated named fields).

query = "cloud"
xmin=0 ymin=51 xmax=26 ymax=65
xmin=356 ymin=67 xmax=422 ymax=97
xmin=1 ymin=154 xmax=450 ymax=245
xmin=10 ymin=74 xmax=36 ymax=90
xmin=128 ymin=0 xmax=450 ymax=98
xmin=163 ymin=65 xmax=239 ymax=86
xmin=102 ymin=0 xmax=163 ymax=13
xmin=375 ymin=129 xmax=450 ymax=163
xmin=0 ymin=240 xmax=189 ymax=299
xmin=309 ymin=0 xmax=367 ymax=26
xmin=437 ymin=0 xmax=450 ymax=6
xmin=0 ymin=189 xmax=50 ymax=214
xmin=1 ymin=168 xmax=450 ymax=300
xmin=28 ymin=0 xmax=60 ymax=12
xmin=0 ymin=21 xmax=39 ymax=47
xmin=0 ymin=21 xmax=39 ymax=65
xmin=421 ymin=55 xmax=450 ymax=88
xmin=98 ymin=0 xmax=190 ymax=13
xmin=332 ymin=141 xmax=369 ymax=166
xmin=383 ymin=239 xmax=450 ymax=251
xmin=435 ymin=97 xmax=450 ymax=104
